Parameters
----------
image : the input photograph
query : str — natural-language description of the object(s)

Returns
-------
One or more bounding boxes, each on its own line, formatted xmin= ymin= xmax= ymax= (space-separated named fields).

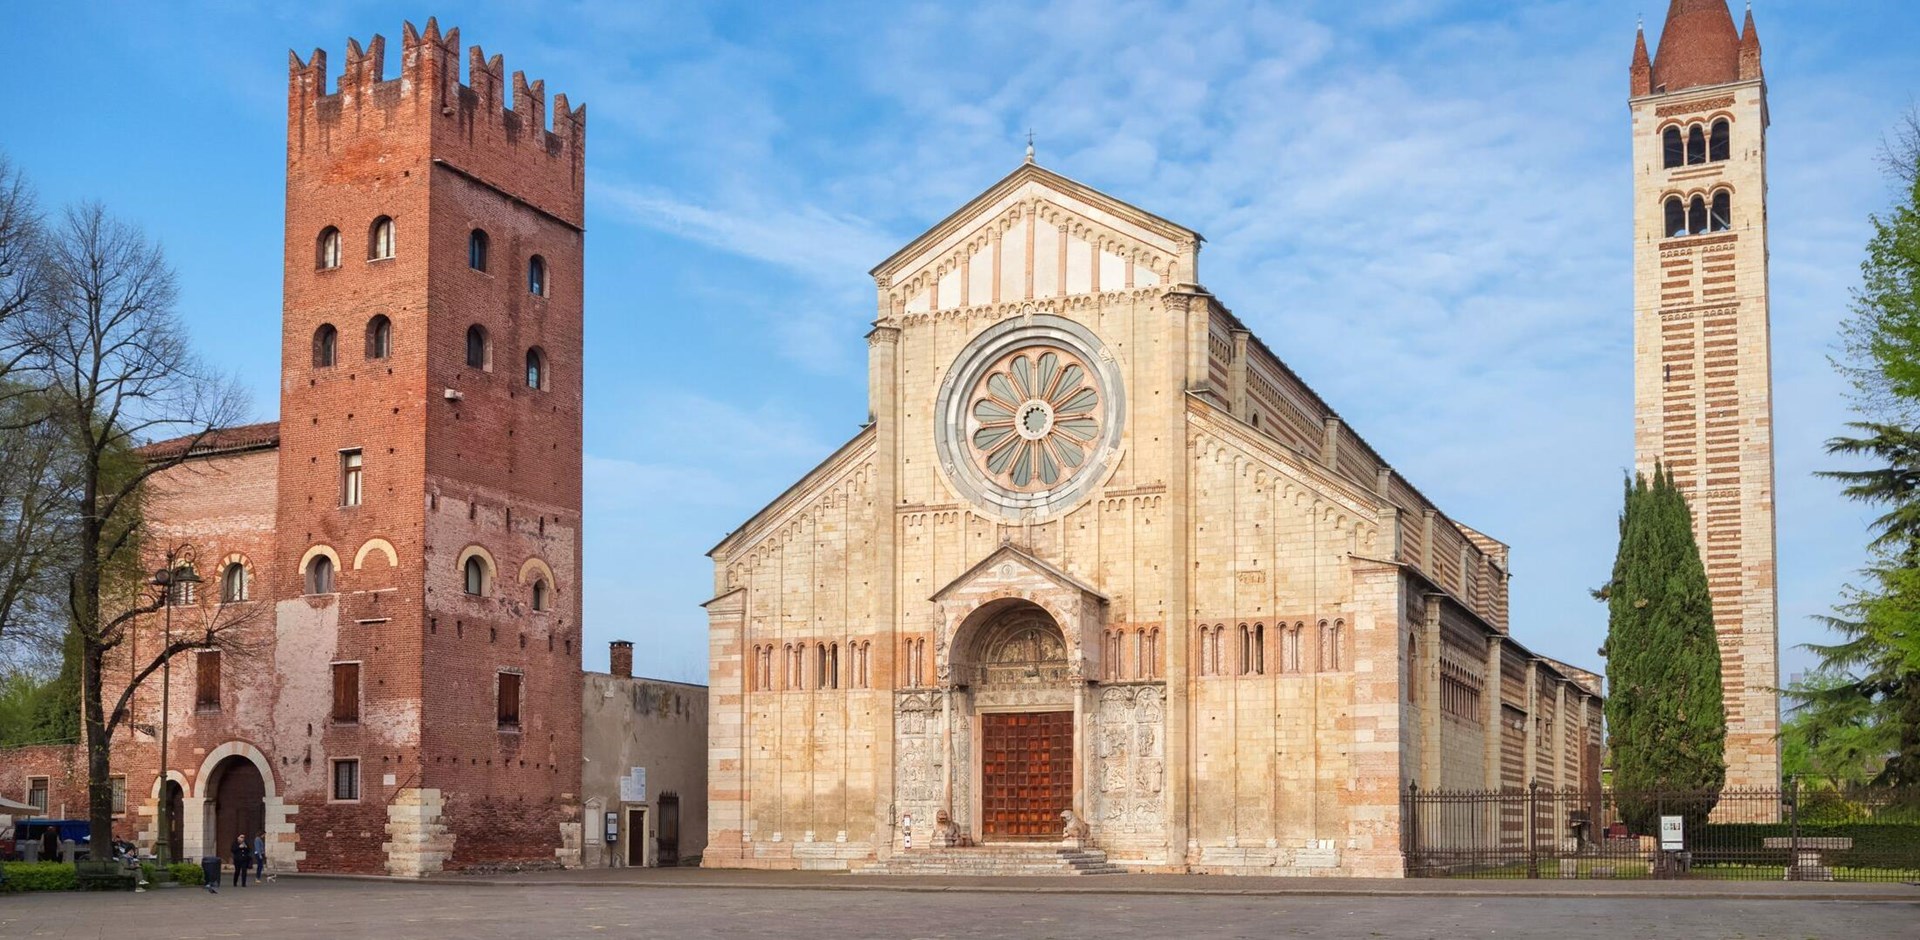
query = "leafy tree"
xmin=1790 ymin=110 xmax=1920 ymax=788
xmin=22 ymin=201 xmax=254 ymax=845
xmin=1601 ymin=463 xmax=1726 ymax=830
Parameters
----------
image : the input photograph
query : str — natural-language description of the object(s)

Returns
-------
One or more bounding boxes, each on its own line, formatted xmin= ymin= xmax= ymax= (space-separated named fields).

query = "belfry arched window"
xmin=1710 ymin=190 xmax=1731 ymax=232
xmin=1709 ymin=119 xmax=1730 ymax=162
xmin=1688 ymin=195 xmax=1708 ymax=236
xmin=1661 ymin=127 xmax=1684 ymax=169
xmin=1686 ymin=125 xmax=1706 ymax=165
xmin=1664 ymin=197 xmax=1687 ymax=238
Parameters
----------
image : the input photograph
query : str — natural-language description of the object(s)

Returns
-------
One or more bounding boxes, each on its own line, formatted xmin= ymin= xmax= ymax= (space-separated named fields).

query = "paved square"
xmin=2 ymin=880 xmax=1915 ymax=939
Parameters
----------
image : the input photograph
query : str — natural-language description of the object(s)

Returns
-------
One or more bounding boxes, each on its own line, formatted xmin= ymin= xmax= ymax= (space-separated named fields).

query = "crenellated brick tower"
xmin=1628 ymin=0 xmax=1780 ymax=790
xmin=281 ymin=18 xmax=585 ymax=874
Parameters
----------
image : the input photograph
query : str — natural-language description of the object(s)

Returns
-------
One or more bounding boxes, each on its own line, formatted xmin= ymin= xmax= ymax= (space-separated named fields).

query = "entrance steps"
xmin=856 ymin=845 xmax=1124 ymax=876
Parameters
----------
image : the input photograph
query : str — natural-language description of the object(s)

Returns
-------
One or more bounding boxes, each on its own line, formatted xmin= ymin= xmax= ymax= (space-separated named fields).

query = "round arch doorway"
xmin=957 ymin=602 xmax=1075 ymax=842
xmin=160 ymin=779 xmax=185 ymax=862
xmin=207 ymin=755 xmax=265 ymax=860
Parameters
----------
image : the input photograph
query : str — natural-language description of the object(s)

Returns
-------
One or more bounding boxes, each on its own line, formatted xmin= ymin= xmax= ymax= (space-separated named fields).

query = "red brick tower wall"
xmin=417 ymin=31 xmax=586 ymax=866
xmin=281 ymin=19 xmax=585 ymax=870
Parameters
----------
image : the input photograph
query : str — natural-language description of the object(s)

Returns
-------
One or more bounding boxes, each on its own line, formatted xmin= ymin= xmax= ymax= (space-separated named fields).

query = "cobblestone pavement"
xmin=2 ymin=880 xmax=1915 ymax=939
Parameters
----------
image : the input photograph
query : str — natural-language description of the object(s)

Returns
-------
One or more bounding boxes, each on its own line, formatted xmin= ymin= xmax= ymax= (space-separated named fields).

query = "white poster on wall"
xmin=619 ymin=767 xmax=647 ymax=803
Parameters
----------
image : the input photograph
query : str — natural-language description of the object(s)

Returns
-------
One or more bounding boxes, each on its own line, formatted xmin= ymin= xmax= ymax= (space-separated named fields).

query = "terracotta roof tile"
xmin=136 ymin=421 xmax=281 ymax=460
xmin=1651 ymin=0 xmax=1741 ymax=93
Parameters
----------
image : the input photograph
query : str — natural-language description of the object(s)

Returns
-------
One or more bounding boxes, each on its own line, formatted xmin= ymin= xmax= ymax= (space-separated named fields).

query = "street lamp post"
xmin=149 ymin=548 xmax=199 ymax=869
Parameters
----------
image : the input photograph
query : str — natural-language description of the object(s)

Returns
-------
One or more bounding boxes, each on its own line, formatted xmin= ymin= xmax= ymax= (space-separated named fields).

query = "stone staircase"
xmin=856 ymin=845 xmax=1125 ymax=876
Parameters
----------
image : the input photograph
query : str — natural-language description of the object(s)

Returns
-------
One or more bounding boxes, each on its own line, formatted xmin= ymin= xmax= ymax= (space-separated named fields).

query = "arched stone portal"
xmin=957 ymin=602 xmax=1077 ymax=842
xmin=207 ymin=756 xmax=266 ymax=862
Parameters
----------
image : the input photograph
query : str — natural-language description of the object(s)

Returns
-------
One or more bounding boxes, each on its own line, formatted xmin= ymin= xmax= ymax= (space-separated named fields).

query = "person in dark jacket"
xmin=252 ymin=833 xmax=267 ymax=881
xmin=230 ymin=836 xmax=250 ymax=887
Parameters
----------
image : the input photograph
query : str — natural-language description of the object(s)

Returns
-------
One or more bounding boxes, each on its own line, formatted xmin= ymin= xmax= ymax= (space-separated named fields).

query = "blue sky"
xmin=3 ymin=2 xmax=1915 ymax=685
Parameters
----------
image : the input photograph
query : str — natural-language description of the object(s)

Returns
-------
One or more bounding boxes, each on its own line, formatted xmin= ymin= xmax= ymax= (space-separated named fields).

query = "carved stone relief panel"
xmin=1092 ymin=683 xmax=1167 ymax=835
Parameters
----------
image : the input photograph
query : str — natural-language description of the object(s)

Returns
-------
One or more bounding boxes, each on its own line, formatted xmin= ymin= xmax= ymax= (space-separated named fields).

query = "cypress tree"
xmin=1602 ymin=462 xmax=1727 ymax=831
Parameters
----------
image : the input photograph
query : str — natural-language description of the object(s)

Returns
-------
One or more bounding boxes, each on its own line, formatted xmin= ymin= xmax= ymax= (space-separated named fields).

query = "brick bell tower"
xmin=1629 ymin=0 xmax=1780 ymax=791
xmin=281 ymin=19 xmax=585 ymax=874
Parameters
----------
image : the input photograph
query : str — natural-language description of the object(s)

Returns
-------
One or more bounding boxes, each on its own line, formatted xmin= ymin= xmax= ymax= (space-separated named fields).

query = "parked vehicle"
xmin=10 ymin=819 xmax=92 ymax=860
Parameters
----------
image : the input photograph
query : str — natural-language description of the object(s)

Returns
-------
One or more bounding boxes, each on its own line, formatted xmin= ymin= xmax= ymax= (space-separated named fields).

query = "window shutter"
xmin=332 ymin=663 xmax=360 ymax=723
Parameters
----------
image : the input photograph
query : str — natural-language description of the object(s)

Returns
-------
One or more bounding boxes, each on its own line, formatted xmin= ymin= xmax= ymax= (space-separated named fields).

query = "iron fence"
xmin=1403 ymin=780 xmax=1920 ymax=882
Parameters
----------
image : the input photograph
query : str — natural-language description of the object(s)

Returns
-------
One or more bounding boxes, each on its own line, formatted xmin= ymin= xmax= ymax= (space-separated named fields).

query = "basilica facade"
xmin=704 ymin=161 xmax=1603 ymax=876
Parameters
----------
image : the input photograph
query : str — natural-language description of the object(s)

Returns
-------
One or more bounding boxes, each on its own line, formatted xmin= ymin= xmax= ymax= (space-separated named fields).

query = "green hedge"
xmin=1700 ymin=823 xmax=1920 ymax=868
xmin=136 ymin=861 xmax=204 ymax=885
xmin=0 ymin=862 xmax=78 ymax=893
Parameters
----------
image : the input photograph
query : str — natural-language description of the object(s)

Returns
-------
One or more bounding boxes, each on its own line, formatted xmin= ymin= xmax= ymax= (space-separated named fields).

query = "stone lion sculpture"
xmin=1060 ymin=809 xmax=1090 ymax=847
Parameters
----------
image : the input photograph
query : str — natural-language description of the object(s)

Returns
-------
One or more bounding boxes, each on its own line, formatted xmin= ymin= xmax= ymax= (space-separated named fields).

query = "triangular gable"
xmin=873 ymin=163 xmax=1204 ymax=317
xmin=930 ymin=543 xmax=1108 ymax=604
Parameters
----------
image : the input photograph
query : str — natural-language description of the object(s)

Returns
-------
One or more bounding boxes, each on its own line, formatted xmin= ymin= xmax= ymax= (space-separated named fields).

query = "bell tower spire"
xmin=1628 ymin=1 xmax=1780 ymax=793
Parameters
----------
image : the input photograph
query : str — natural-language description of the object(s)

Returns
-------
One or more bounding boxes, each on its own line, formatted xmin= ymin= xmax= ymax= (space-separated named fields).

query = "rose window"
xmin=967 ymin=349 xmax=1100 ymax=491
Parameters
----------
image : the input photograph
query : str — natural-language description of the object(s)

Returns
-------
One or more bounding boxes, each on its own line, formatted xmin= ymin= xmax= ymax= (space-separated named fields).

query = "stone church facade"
xmin=705 ymin=161 xmax=1603 ymax=876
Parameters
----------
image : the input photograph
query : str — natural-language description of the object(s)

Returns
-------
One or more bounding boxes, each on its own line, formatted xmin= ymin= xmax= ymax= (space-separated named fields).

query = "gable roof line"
xmin=929 ymin=542 xmax=1109 ymax=603
xmin=869 ymin=162 xmax=1203 ymax=280
xmin=707 ymin=424 xmax=877 ymax=558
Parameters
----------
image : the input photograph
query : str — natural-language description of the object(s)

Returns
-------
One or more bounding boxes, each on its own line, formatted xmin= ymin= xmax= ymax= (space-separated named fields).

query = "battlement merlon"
xmin=286 ymin=18 xmax=586 ymax=211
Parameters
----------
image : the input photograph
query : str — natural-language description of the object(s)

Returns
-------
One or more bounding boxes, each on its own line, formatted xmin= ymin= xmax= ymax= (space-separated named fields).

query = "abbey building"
xmin=703 ymin=158 xmax=1604 ymax=875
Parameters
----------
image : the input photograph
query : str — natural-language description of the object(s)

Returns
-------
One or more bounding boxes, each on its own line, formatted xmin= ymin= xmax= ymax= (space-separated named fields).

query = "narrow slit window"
xmin=369 ymin=216 xmax=395 ymax=260
xmin=469 ymin=229 xmax=490 ymax=271
xmin=313 ymin=324 xmax=338 ymax=368
xmin=466 ymin=324 xmax=489 ymax=370
xmin=527 ymin=255 xmax=547 ymax=296
xmin=366 ymin=315 xmax=392 ymax=360
xmin=340 ymin=449 xmax=363 ymax=507
xmin=331 ymin=662 xmax=360 ymax=723
xmin=195 ymin=650 xmax=222 ymax=710
xmin=525 ymin=347 xmax=545 ymax=390
xmin=221 ymin=562 xmax=247 ymax=603
xmin=497 ymin=672 xmax=522 ymax=729
xmin=317 ymin=227 xmax=341 ymax=270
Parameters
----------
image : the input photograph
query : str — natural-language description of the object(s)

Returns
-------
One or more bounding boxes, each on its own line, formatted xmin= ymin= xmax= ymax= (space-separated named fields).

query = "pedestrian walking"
xmin=230 ymin=836 xmax=250 ymax=887
xmin=252 ymin=833 xmax=267 ymax=882
xmin=201 ymin=855 xmax=220 ymax=893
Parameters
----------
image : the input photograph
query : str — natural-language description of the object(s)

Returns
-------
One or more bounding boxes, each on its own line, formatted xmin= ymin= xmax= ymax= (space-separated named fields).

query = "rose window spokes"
xmin=968 ymin=349 xmax=1101 ymax=491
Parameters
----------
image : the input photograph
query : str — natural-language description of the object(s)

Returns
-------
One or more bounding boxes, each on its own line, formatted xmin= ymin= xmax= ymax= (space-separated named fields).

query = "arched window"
xmin=525 ymin=347 xmax=545 ymax=390
xmin=1661 ymin=127 xmax=1684 ymax=169
xmin=1686 ymin=125 xmax=1706 ymax=165
xmin=468 ymin=229 xmax=490 ymax=271
xmin=464 ymin=555 xmax=487 ymax=595
xmin=305 ymin=555 xmax=335 ymax=595
xmin=369 ymin=216 xmax=395 ymax=260
xmin=1709 ymin=119 xmax=1730 ymax=162
xmin=317 ymin=227 xmax=341 ymax=270
xmin=365 ymin=315 xmax=392 ymax=360
xmin=527 ymin=255 xmax=547 ymax=296
xmin=1664 ymin=197 xmax=1687 ymax=238
xmin=313 ymin=324 xmax=338 ymax=367
xmin=465 ymin=324 xmax=489 ymax=370
xmin=221 ymin=562 xmax=248 ymax=603
xmin=531 ymin=578 xmax=549 ymax=612
xmin=1688 ymin=195 xmax=1708 ymax=235
xmin=1710 ymin=190 xmax=1731 ymax=232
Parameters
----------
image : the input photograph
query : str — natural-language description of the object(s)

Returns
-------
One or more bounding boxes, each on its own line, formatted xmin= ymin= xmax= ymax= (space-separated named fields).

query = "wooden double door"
xmin=981 ymin=710 xmax=1073 ymax=841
